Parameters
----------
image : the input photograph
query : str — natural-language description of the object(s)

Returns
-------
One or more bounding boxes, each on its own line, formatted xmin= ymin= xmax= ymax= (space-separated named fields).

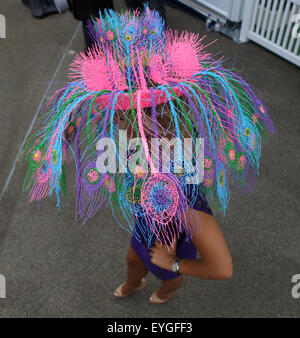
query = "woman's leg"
xmin=154 ymin=275 xmax=184 ymax=301
xmin=121 ymin=245 xmax=149 ymax=294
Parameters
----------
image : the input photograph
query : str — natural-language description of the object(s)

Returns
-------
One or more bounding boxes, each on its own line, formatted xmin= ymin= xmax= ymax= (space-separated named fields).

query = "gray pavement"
xmin=0 ymin=0 xmax=300 ymax=318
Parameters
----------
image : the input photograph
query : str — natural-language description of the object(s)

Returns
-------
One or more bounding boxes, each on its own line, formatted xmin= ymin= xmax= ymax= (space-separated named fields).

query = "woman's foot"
xmin=114 ymin=278 xmax=147 ymax=298
xmin=149 ymin=289 xmax=177 ymax=304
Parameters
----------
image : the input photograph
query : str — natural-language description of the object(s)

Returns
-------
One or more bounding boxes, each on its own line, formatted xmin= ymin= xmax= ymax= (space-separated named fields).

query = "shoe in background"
xmin=22 ymin=0 xmax=69 ymax=18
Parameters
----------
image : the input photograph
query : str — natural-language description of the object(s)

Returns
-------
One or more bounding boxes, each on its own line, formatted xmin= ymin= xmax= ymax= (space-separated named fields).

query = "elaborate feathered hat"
xmin=23 ymin=6 xmax=274 ymax=246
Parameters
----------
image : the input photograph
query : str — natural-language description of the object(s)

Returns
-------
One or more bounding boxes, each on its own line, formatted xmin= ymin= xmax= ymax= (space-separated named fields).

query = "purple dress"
xmin=131 ymin=190 xmax=213 ymax=281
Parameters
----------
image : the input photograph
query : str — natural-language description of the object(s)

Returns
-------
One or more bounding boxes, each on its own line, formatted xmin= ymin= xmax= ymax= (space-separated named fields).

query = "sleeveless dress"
xmin=131 ymin=190 xmax=213 ymax=280
xmin=130 ymin=122 xmax=213 ymax=280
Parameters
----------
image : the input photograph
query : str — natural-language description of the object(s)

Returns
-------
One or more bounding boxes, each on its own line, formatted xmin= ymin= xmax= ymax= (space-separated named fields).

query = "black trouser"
xmin=70 ymin=0 xmax=114 ymax=48
xmin=70 ymin=0 xmax=114 ymax=20
xmin=125 ymin=0 xmax=166 ymax=21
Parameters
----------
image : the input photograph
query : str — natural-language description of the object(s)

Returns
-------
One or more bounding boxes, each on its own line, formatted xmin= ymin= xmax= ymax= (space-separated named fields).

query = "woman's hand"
xmin=149 ymin=241 xmax=178 ymax=271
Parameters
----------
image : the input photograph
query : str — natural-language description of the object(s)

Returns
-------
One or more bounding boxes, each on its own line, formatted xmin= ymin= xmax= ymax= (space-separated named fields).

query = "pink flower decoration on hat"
xmin=229 ymin=148 xmax=235 ymax=161
xmin=87 ymin=169 xmax=100 ymax=183
xmin=204 ymin=158 xmax=214 ymax=169
xmin=106 ymin=30 xmax=114 ymax=41
xmin=33 ymin=149 xmax=42 ymax=163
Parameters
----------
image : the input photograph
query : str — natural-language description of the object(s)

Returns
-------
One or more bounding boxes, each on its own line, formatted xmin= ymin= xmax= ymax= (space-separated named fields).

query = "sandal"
xmin=114 ymin=278 xmax=147 ymax=298
xmin=149 ymin=289 xmax=177 ymax=304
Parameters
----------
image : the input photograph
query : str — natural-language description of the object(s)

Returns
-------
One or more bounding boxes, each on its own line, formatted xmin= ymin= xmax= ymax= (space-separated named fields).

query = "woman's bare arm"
xmin=149 ymin=208 xmax=233 ymax=280
xmin=178 ymin=208 xmax=233 ymax=280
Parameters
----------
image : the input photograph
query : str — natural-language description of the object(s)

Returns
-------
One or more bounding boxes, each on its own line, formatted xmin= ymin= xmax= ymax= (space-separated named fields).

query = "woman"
xmin=22 ymin=8 xmax=272 ymax=306
xmin=113 ymin=106 xmax=233 ymax=304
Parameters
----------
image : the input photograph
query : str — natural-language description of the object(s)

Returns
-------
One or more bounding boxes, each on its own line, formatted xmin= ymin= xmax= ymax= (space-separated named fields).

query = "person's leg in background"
xmin=69 ymin=0 xmax=114 ymax=49
xmin=125 ymin=0 xmax=166 ymax=22
xmin=70 ymin=0 xmax=166 ymax=49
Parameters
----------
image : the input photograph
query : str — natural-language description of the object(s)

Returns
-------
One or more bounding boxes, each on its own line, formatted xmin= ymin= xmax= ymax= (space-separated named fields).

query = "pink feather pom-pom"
xmin=83 ymin=58 xmax=113 ymax=92
xmin=149 ymin=32 xmax=210 ymax=85
xmin=69 ymin=45 xmax=128 ymax=92
xmin=167 ymin=31 xmax=209 ymax=82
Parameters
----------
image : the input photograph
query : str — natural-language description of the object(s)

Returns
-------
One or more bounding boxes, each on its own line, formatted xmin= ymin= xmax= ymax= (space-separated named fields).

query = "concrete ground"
xmin=0 ymin=0 xmax=300 ymax=318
